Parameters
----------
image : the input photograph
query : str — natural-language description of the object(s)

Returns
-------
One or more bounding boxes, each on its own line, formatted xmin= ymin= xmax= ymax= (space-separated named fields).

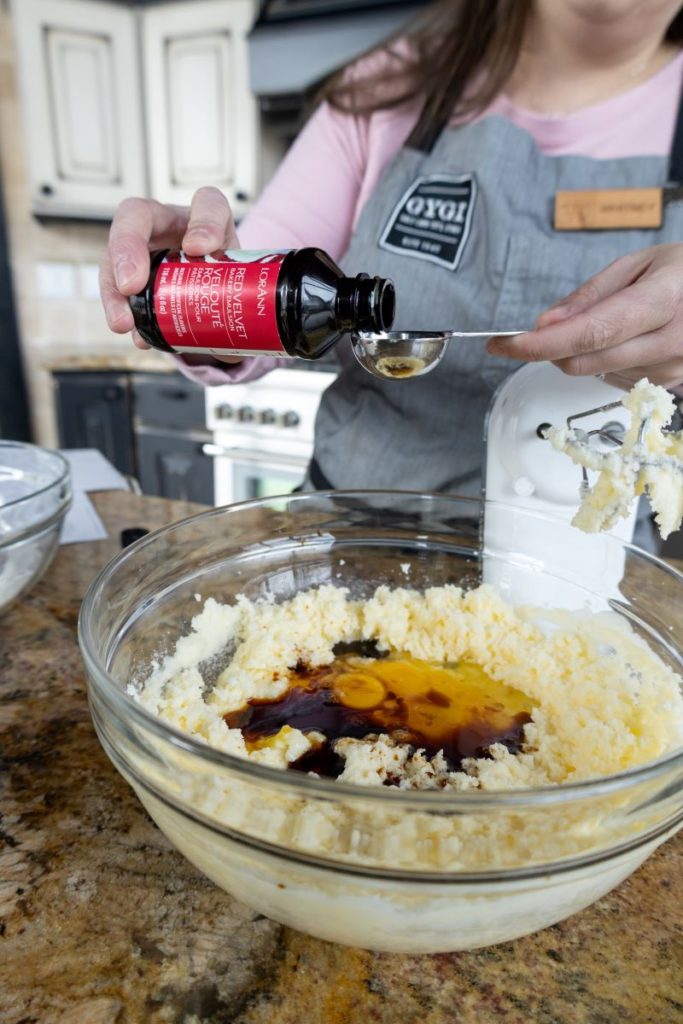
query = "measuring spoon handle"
xmin=444 ymin=329 xmax=527 ymax=339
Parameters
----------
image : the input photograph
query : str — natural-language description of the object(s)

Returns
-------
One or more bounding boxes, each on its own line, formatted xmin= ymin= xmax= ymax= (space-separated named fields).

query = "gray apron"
xmin=308 ymin=89 xmax=683 ymax=497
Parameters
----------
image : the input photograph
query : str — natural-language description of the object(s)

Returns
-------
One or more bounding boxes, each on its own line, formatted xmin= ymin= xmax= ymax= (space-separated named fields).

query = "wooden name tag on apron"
xmin=554 ymin=186 xmax=683 ymax=230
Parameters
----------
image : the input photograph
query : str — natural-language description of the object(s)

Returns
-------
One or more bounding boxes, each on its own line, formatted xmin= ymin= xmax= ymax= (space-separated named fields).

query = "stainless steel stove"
xmin=204 ymin=367 xmax=336 ymax=504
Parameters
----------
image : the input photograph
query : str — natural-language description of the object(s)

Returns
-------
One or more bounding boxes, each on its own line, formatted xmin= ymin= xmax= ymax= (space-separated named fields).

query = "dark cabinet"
xmin=132 ymin=373 xmax=214 ymax=505
xmin=135 ymin=429 xmax=214 ymax=504
xmin=53 ymin=372 xmax=135 ymax=476
xmin=132 ymin=373 xmax=207 ymax=430
xmin=53 ymin=369 xmax=215 ymax=504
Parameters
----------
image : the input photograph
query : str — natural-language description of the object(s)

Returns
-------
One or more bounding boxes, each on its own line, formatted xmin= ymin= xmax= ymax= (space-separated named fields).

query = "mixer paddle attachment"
xmin=567 ymin=400 xmax=626 ymax=495
xmin=541 ymin=379 xmax=683 ymax=539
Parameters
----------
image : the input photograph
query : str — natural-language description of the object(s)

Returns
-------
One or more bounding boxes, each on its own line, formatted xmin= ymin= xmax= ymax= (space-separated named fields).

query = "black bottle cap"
xmin=336 ymin=275 xmax=396 ymax=332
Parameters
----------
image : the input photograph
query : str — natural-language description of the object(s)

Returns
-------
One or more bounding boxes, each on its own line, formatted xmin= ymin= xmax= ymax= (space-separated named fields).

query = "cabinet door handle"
xmin=162 ymin=389 xmax=189 ymax=401
xmin=40 ymin=183 xmax=54 ymax=196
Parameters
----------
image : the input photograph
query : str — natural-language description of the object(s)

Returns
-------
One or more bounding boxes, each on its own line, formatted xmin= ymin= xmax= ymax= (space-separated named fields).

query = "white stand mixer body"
xmin=483 ymin=363 xmax=638 ymax=606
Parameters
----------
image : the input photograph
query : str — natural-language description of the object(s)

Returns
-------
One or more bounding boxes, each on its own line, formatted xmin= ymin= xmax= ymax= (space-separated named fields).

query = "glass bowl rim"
xmin=79 ymin=488 xmax=683 ymax=811
xmin=0 ymin=440 xmax=70 ymax=512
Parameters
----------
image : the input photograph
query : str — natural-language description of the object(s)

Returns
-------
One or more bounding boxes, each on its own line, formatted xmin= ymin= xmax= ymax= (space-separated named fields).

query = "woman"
xmin=100 ymin=0 xmax=683 ymax=497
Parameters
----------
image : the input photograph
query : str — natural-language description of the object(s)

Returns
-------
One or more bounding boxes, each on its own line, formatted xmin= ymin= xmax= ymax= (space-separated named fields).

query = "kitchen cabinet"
xmin=12 ymin=0 xmax=259 ymax=220
xmin=53 ymin=369 xmax=214 ymax=504
xmin=12 ymin=0 xmax=147 ymax=219
xmin=141 ymin=0 xmax=259 ymax=221
xmin=132 ymin=372 xmax=215 ymax=505
xmin=131 ymin=373 xmax=207 ymax=432
xmin=135 ymin=430 xmax=215 ymax=505
xmin=53 ymin=371 xmax=136 ymax=476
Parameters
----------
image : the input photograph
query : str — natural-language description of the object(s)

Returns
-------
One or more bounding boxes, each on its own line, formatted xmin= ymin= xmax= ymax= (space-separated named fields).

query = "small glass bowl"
xmin=0 ymin=441 xmax=71 ymax=613
xmin=79 ymin=492 xmax=683 ymax=953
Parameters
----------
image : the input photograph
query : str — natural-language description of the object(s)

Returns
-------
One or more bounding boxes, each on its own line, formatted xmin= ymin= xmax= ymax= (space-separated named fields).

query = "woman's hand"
xmin=100 ymin=186 xmax=240 ymax=356
xmin=487 ymin=243 xmax=683 ymax=389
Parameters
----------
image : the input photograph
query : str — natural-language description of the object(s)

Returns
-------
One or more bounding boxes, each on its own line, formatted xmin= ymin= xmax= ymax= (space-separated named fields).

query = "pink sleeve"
xmin=238 ymin=99 xmax=368 ymax=259
xmin=174 ymin=354 xmax=288 ymax=386
xmin=174 ymin=100 xmax=367 ymax=386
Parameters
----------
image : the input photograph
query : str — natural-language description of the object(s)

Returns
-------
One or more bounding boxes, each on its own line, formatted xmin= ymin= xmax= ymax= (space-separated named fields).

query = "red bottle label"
xmin=153 ymin=250 xmax=289 ymax=355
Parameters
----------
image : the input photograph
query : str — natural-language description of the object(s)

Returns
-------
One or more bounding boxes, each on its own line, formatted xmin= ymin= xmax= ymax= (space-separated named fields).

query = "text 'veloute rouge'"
xmin=130 ymin=248 xmax=396 ymax=360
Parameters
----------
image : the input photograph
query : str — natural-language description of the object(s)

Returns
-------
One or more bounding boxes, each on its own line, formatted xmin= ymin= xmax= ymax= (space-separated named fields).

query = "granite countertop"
xmin=41 ymin=350 xmax=338 ymax=376
xmin=1 ymin=491 xmax=682 ymax=1024
xmin=43 ymin=349 xmax=177 ymax=374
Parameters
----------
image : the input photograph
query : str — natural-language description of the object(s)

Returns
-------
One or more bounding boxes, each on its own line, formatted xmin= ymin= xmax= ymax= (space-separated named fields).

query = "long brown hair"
xmin=320 ymin=0 xmax=683 ymax=145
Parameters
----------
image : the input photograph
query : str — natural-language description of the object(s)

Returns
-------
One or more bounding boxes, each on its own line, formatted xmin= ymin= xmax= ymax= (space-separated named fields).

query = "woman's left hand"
xmin=487 ymin=243 xmax=683 ymax=389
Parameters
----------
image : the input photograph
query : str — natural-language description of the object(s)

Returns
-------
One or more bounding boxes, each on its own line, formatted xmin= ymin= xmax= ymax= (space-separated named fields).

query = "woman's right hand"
xmin=100 ymin=186 xmax=240 ymax=354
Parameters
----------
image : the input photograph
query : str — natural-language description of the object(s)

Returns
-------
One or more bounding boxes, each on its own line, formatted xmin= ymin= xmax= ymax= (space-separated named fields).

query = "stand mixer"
xmin=483 ymin=361 xmax=639 ymax=603
xmin=354 ymin=327 xmax=663 ymax=601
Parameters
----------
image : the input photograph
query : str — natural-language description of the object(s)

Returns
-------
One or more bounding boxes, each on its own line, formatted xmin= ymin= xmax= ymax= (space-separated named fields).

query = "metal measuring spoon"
xmin=351 ymin=330 xmax=527 ymax=380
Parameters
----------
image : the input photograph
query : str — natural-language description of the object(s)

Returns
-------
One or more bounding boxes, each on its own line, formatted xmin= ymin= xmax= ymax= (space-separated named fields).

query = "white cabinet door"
xmin=142 ymin=0 xmax=258 ymax=220
xmin=12 ymin=0 xmax=147 ymax=219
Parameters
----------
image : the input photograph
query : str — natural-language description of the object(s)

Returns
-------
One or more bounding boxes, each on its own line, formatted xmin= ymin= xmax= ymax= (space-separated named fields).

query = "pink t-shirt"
xmin=177 ymin=49 xmax=683 ymax=386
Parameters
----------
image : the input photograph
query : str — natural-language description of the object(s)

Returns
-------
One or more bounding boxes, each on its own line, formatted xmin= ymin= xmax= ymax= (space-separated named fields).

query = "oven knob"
xmin=238 ymin=405 xmax=255 ymax=422
xmin=282 ymin=411 xmax=301 ymax=428
xmin=216 ymin=403 xmax=234 ymax=420
xmin=258 ymin=408 xmax=277 ymax=425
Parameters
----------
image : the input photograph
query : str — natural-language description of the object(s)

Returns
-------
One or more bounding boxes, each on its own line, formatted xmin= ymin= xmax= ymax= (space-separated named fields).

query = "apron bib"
xmin=309 ymin=88 xmax=683 ymax=496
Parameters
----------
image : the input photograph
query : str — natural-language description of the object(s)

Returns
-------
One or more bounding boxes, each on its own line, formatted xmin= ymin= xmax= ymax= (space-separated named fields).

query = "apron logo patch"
xmin=379 ymin=173 xmax=477 ymax=271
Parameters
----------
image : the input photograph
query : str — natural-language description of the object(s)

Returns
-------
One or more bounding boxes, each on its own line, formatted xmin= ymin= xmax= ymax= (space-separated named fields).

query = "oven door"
xmin=203 ymin=443 xmax=309 ymax=505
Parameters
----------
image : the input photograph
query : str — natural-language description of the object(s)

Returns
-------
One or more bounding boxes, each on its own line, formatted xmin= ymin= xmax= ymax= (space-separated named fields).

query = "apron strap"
xmin=406 ymin=94 xmax=452 ymax=154
xmin=308 ymin=456 xmax=334 ymax=490
xmin=668 ymin=72 xmax=683 ymax=184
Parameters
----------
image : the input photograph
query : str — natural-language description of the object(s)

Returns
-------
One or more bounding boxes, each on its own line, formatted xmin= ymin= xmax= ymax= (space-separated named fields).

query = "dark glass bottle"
xmin=129 ymin=248 xmax=395 ymax=360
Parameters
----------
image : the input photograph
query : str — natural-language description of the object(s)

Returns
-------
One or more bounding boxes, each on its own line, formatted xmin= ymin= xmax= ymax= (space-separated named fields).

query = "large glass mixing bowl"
xmin=0 ymin=441 xmax=71 ymax=613
xmin=79 ymin=492 xmax=683 ymax=953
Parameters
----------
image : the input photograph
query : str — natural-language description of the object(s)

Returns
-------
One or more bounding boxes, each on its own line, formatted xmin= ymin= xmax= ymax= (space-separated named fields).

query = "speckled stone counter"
xmin=1 ymin=492 xmax=682 ymax=1024
xmin=42 ymin=349 xmax=177 ymax=374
